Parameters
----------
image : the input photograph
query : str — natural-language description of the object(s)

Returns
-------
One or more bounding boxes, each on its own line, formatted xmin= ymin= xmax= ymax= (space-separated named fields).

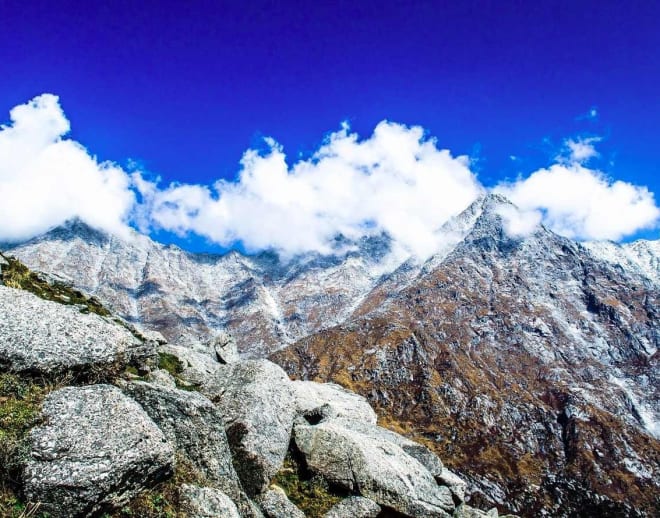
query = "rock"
xmin=203 ymin=359 xmax=295 ymax=496
xmin=292 ymin=380 xmax=377 ymax=424
xmin=324 ymin=496 xmax=381 ymax=518
xmin=0 ymin=286 xmax=146 ymax=376
xmin=332 ymin=418 xmax=444 ymax=478
xmin=294 ymin=420 xmax=455 ymax=517
xmin=160 ymin=344 xmax=224 ymax=386
xmin=211 ymin=330 xmax=240 ymax=364
xmin=257 ymin=486 xmax=306 ymax=518
xmin=23 ymin=385 xmax=174 ymax=517
xmin=179 ymin=484 xmax=241 ymax=518
xmin=436 ymin=467 xmax=467 ymax=503
xmin=124 ymin=381 xmax=237 ymax=485
xmin=146 ymin=368 xmax=177 ymax=388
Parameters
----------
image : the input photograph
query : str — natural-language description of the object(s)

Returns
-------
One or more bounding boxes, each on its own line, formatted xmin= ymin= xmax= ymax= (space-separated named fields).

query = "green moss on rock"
xmin=0 ymin=253 xmax=110 ymax=317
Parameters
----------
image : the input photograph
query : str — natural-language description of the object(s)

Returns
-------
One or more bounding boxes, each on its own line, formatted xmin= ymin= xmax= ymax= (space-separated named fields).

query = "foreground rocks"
xmin=295 ymin=419 xmax=455 ymax=517
xmin=1 ymin=264 xmax=507 ymax=518
xmin=202 ymin=359 xmax=296 ymax=496
xmin=23 ymin=385 xmax=174 ymax=517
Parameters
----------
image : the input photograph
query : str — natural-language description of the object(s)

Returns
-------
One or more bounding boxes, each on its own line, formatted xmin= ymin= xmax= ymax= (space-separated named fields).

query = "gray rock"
xmin=257 ymin=486 xmax=306 ymax=518
xmin=292 ymin=380 xmax=377 ymax=424
xmin=453 ymin=504 xmax=506 ymax=518
xmin=324 ymin=496 xmax=381 ymax=518
xmin=203 ymin=359 xmax=295 ymax=496
xmin=146 ymin=368 xmax=177 ymax=388
xmin=179 ymin=484 xmax=241 ymax=518
xmin=124 ymin=381 xmax=237 ymax=485
xmin=332 ymin=418 xmax=444 ymax=478
xmin=23 ymin=385 xmax=174 ymax=517
xmin=160 ymin=344 xmax=224 ymax=386
xmin=436 ymin=467 xmax=467 ymax=503
xmin=294 ymin=420 xmax=454 ymax=518
xmin=211 ymin=330 xmax=240 ymax=364
xmin=0 ymin=285 xmax=145 ymax=376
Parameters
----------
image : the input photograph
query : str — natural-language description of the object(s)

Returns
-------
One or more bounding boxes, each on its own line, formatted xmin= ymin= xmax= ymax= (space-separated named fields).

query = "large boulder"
xmin=324 ymin=496 xmax=381 ymax=518
xmin=294 ymin=419 xmax=455 ymax=518
xmin=124 ymin=381 xmax=261 ymax=517
xmin=179 ymin=484 xmax=241 ymax=518
xmin=23 ymin=385 xmax=174 ymax=517
xmin=123 ymin=381 xmax=238 ymax=485
xmin=330 ymin=418 xmax=444 ymax=479
xmin=202 ymin=359 xmax=295 ymax=496
xmin=0 ymin=286 xmax=145 ymax=376
xmin=292 ymin=380 xmax=378 ymax=425
xmin=257 ymin=486 xmax=306 ymax=518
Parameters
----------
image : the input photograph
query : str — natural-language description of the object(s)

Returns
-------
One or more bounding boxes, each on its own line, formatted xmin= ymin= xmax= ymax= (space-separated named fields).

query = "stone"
xmin=257 ymin=486 xmax=306 ymax=518
xmin=0 ymin=286 xmax=146 ymax=376
xmin=160 ymin=344 xmax=225 ymax=386
xmin=146 ymin=368 xmax=177 ymax=388
xmin=203 ymin=359 xmax=295 ymax=496
xmin=324 ymin=496 xmax=381 ymax=518
xmin=333 ymin=418 xmax=444 ymax=478
xmin=123 ymin=381 xmax=263 ymax=517
xmin=292 ymin=380 xmax=377 ymax=425
xmin=179 ymin=484 xmax=241 ymax=518
xmin=211 ymin=330 xmax=240 ymax=364
xmin=294 ymin=419 xmax=455 ymax=518
xmin=436 ymin=467 xmax=467 ymax=503
xmin=23 ymin=385 xmax=174 ymax=517
xmin=124 ymin=381 xmax=237 ymax=485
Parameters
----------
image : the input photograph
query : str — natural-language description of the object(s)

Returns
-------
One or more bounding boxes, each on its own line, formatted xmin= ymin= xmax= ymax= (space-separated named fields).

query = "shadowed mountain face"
xmin=7 ymin=195 xmax=660 ymax=516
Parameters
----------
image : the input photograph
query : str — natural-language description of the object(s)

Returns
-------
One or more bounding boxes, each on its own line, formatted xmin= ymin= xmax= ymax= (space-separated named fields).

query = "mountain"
xmin=5 ymin=194 xmax=660 ymax=516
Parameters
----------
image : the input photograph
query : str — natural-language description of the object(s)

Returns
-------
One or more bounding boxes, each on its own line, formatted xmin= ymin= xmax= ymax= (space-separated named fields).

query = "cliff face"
xmin=6 ymin=195 xmax=660 ymax=516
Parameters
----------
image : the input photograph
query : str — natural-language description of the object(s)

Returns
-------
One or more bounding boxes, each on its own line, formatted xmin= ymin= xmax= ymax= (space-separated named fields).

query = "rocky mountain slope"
xmin=0 ymin=264 xmax=501 ymax=518
xmin=5 ymin=194 xmax=660 ymax=516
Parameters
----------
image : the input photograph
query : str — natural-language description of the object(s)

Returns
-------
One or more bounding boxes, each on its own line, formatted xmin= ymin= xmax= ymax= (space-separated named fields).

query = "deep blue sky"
xmin=1 ymin=1 xmax=659 ymax=248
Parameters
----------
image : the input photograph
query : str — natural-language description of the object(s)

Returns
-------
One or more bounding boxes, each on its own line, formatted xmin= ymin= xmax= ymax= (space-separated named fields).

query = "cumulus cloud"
xmin=1 ymin=94 xmax=658 ymax=257
xmin=0 ymin=94 xmax=135 ymax=242
xmin=496 ymin=157 xmax=659 ymax=241
xmin=144 ymin=121 xmax=484 ymax=259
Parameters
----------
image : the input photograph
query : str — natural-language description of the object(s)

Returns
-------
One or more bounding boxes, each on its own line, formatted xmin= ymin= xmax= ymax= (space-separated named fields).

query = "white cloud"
xmin=562 ymin=136 xmax=601 ymax=164
xmin=0 ymin=94 xmax=136 ymax=242
xmin=146 ymin=121 xmax=484 ymax=259
xmin=1 ymin=95 xmax=658 ymax=256
xmin=496 ymin=162 xmax=659 ymax=241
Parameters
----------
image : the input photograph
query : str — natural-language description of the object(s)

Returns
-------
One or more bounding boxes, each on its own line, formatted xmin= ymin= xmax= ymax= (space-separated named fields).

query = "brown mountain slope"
xmin=272 ymin=200 xmax=660 ymax=517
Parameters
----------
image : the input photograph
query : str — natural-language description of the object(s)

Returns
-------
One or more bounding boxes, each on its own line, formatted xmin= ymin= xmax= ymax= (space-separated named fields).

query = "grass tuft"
xmin=271 ymin=446 xmax=345 ymax=517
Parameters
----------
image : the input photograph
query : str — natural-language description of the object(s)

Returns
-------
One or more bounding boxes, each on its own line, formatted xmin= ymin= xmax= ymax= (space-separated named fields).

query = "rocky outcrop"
xmin=179 ymin=484 xmax=241 ymax=518
xmin=0 ymin=285 xmax=144 ymax=376
xmin=23 ymin=385 xmax=174 ymax=517
xmin=202 ymin=359 xmax=296 ymax=496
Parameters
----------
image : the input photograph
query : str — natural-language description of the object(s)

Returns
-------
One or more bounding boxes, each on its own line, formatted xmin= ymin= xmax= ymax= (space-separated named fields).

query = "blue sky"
xmin=1 ymin=1 xmax=659 ymax=254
